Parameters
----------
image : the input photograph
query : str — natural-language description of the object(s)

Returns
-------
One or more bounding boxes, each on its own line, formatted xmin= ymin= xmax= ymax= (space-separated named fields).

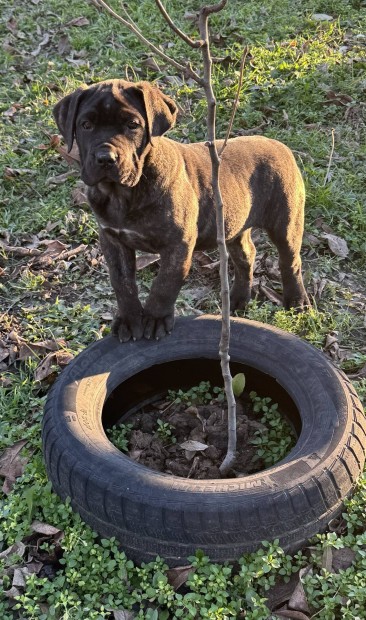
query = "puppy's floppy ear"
xmin=53 ymin=87 xmax=87 ymax=152
xmin=135 ymin=81 xmax=178 ymax=143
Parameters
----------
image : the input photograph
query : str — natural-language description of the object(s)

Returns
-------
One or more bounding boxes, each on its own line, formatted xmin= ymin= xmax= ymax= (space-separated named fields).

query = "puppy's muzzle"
xmin=95 ymin=148 xmax=118 ymax=168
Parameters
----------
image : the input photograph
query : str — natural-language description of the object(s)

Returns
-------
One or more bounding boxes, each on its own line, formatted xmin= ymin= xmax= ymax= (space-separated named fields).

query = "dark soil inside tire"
xmin=106 ymin=390 xmax=296 ymax=479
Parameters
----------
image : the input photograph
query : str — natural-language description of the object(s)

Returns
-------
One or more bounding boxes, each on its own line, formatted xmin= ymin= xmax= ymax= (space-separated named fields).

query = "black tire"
xmin=42 ymin=315 xmax=366 ymax=566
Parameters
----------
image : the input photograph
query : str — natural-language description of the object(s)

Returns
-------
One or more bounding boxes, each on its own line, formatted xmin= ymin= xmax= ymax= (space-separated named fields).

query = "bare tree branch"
xmin=219 ymin=45 xmax=248 ymax=156
xmin=154 ymin=0 xmax=204 ymax=48
xmin=196 ymin=1 xmax=237 ymax=475
xmin=201 ymin=0 xmax=228 ymax=15
xmin=95 ymin=0 xmax=203 ymax=84
xmin=120 ymin=2 xmax=144 ymax=35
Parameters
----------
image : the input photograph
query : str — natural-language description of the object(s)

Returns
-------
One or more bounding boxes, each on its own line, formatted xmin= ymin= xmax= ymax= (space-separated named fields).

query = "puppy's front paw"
xmin=283 ymin=288 xmax=311 ymax=311
xmin=112 ymin=315 xmax=144 ymax=343
xmin=142 ymin=312 xmax=175 ymax=340
xmin=230 ymin=287 xmax=251 ymax=311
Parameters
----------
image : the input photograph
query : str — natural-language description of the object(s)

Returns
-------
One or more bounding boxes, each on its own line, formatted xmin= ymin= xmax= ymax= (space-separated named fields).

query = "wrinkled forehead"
xmin=78 ymin=83 xmax=145 ymax=121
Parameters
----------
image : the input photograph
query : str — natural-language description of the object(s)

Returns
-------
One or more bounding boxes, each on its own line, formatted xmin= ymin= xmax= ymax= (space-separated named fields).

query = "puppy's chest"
xmin=92 ymin=199 xmax=159 ymax=253
xmin=102 ymin=223 xmax=156 ymax=252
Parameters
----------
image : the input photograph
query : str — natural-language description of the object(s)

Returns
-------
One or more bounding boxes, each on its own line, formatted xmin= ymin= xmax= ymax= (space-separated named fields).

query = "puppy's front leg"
xmin=143 ymin=243 xmax=194 ymax=340
xmin=99 ymin=229 xmax=144 ymax=342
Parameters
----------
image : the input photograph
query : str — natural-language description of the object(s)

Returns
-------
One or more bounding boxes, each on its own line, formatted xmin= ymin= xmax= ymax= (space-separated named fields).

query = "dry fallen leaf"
xmin=31 ymin=520 xmax=62 ymax=536
xmin=58 ymin=33 xmax=71 ymax=55
xmin=8 ymin=331 xmax=22 ymax=344
xmin=72 ymin=184 xmax=88 ymax=206
xmin=4 ymin=586 xmax=22 ymax=600
xmin=25 ymin=560 xmax=43 ymax=575
xmin=259 ymin=284 xmax=282 ymax=305
xmin=180 ymin=440 xmax=208 ymax=451
xmin=324 ymin=331 xmax=341 ymax=360
xmin=0 ymin=346 xmax=9 ymax=363
xmin=56 ymin=350 xmax=74 ymax=366
xmin=40 ymin=239 xmax=68 ymax=256
xmin=274 ymin=611 xmax=310 ymax=620
xmin=101 ymin=312 xmax=114 ymax=321
xmin=34 ymin=350 xmax=74 ymax=382
xmin=6 ymin=17 xmax=18 ymax=33
xmin=55 ymin=142 xmax=81 ymax=168
xmin=0 ymin=541 xmax=26 ymax=561
xmin=31 ymin=32 xmax=50 ymax=57
xmin=266 ymin=572 xmax=300 ymax=611
xmin=322 ymin=233 xmax=349 ymax=259
xmin=288 ymin=566 xmax=311 ymax=614
xmin=37 ymin=134 xmax=62 ymax=150
xmin=112 ymin=610 xmax=136 ymax=620
xmin=311 ymin=13 xmax=333 ymax=21
xmin=167 ymin=565 xmax=195 ymax=590
xmin=13 ymin=564 xmax=42 ymax=586
xmin=17 ymin=344 xmax=43 ymax=362
xmin=47 ymin=170 xmax=79 ymax=185
xmin=18 ymin=338 xmax=67 ymax=362
xmin=331 ymin=547 xmax=356 ymax=572
xmin=12 ymin=567 xmax=26 ymax=588
xmin=141 ymin=56 xmax=161 ymax=71
xmin=324 ymin=91 xmax=353 ymax=106
xmin=0 ymin=440 xmax=28 ymax=494
xmin=4 ymin=167 xmax=34 ymax=178
xmin=3 ymin=105 xmax=18 ymax=119
xmin=34 ymin=353 xmax=57 ymax=382
xmin=67 ymin=16 xmax=90 ymax=27
xmin=303 ymin=232 xmax=322 ymax=247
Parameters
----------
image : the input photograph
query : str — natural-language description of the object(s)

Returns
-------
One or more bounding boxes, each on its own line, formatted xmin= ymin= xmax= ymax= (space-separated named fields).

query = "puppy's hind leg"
xmin=227 ymin=229 xmax=256 ymax=311
xmin=267 ymin=225 xmax=310 ymax=310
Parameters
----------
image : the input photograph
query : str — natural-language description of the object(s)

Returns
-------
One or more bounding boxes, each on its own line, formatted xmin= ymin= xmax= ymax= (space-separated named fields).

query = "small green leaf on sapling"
xmin=232 ymin=373 xmax=246 ymax=397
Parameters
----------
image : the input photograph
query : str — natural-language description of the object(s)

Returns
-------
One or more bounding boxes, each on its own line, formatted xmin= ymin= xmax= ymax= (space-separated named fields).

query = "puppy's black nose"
xmin=96 ymin=149 xmax=117 ymax=166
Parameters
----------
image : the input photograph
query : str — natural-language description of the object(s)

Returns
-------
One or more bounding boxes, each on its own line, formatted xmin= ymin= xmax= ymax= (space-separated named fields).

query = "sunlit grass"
xmin=1 ymin=0 xmax=366 ymax=617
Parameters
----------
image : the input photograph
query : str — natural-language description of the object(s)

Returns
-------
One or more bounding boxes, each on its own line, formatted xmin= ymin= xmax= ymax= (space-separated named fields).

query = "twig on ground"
xmin=323 ymin=127 xmax=335 ymax=186
xmin=1 ymin=246 xmax=42 ymax=257
xmin=57 ymin=244 xmax=88 ymax=261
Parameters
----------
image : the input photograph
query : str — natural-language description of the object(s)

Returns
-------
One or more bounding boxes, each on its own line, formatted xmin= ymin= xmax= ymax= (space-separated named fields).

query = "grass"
xmin=1 ymin=0 xmax=366 ymax=617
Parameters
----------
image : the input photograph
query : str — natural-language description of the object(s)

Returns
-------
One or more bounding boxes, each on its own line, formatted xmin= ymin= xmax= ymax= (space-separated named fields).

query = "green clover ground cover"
xmin=1 ymin=0 xmax=366 ymax=617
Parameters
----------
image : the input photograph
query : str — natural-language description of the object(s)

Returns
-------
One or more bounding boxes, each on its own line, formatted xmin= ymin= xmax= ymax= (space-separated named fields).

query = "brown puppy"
xmin=54 ymin=79 xmax=309 ymax=341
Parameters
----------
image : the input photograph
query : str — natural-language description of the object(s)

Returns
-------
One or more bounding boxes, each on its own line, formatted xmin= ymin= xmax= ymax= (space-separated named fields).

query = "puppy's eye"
xmin=127 ymin=120 xmax=139 ymax=130
xmin=81 ymin=120 xmax=94 ymax=130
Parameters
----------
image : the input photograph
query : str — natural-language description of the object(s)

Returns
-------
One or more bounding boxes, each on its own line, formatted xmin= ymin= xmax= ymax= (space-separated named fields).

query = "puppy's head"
xmin=53 ymin=80 xmax=178 ymax=187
